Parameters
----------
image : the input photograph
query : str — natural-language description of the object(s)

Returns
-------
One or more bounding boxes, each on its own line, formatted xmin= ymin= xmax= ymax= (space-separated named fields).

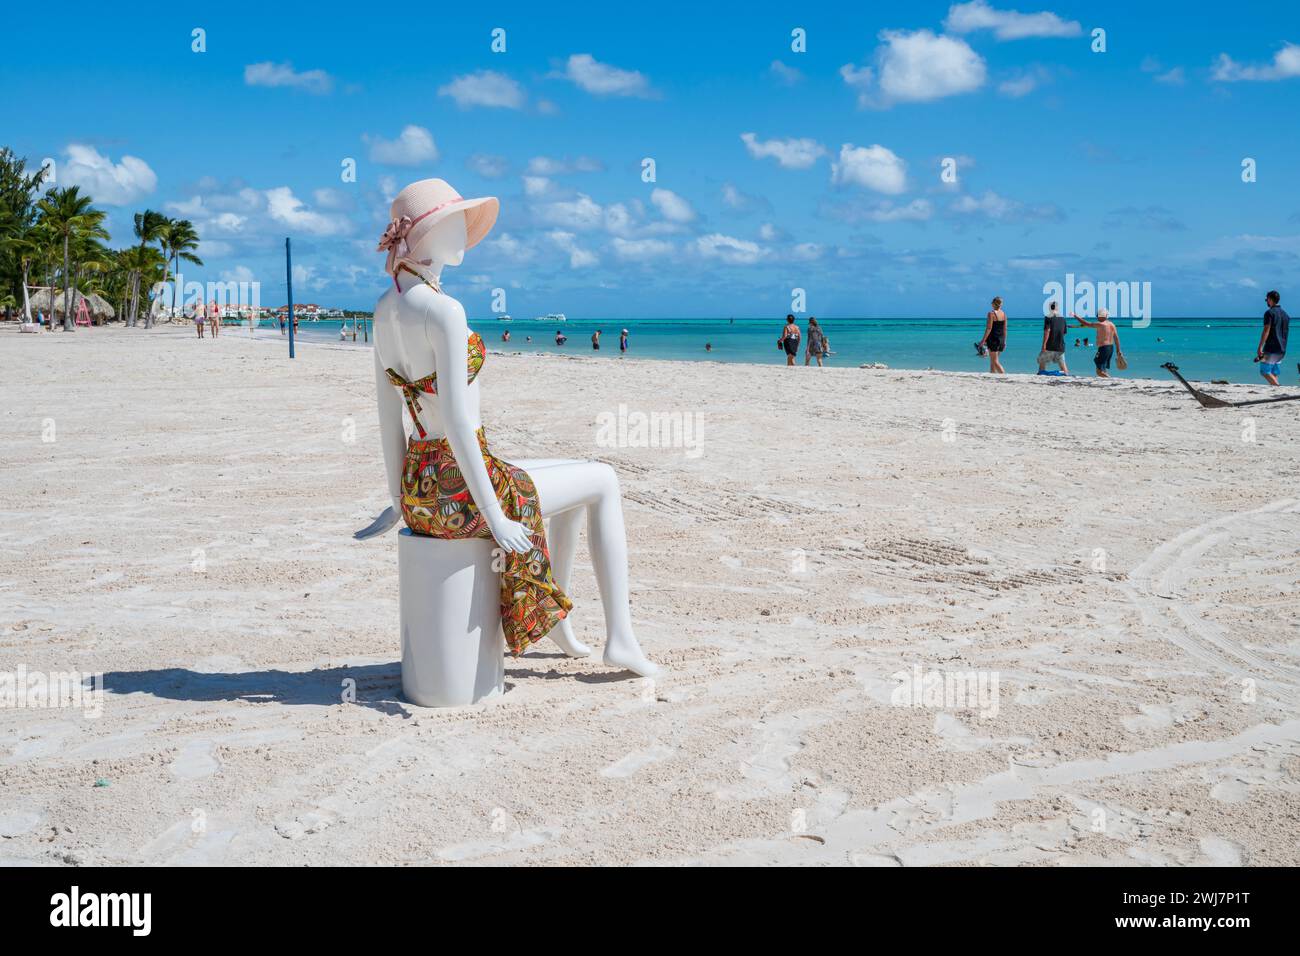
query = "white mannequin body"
xmin=373 ymin=212 xmax=657 ymax=677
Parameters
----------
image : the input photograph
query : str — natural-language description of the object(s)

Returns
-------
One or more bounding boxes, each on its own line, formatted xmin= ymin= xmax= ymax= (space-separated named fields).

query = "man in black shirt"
xmin=1257 ymin=290 xmax=1290 ymax=386
xmin=1038 ymin=301 xmax=1069 ymax=374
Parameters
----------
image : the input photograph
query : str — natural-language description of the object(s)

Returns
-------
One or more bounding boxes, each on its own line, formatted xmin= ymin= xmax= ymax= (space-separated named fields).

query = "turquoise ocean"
xmin=252 ymin=316 xmax=1289 ymax=385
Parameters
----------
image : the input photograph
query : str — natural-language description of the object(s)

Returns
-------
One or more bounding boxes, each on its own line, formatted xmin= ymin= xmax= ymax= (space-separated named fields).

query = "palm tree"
xmin=117 ymin=244 xmax=165 ymax=326
xmin=36 ymin=186 xmax=104 ymax=331
xmin=0 ymin=225 xmax=47 ymax=323
xmin=156 ymin=217 xmax=202 ymax=325
xmin=0 ymin=147 xmax=49 ymax=313
xmin=127 ymin=209 xmax=166 ymax=327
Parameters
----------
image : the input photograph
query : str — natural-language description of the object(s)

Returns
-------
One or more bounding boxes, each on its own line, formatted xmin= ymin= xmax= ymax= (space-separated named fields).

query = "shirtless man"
xmin=1072 ymin=307 xmax=1123 ymax=377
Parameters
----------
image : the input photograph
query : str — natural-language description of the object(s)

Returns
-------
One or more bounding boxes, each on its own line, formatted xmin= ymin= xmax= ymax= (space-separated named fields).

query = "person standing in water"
xmin=805 ymin=317 xmax=828 ymax=367
xmin=592 ymin=329 xmax=602 ymax=350
xmin=619 ymin=328 xmax=629 ymax=354
xmin=779 ymin=314 xmax=801 ymax=367
xmin=1038 ymin=301 xmax=1069 ymax=374
xmin=1072 ymin=308 xmax=1123 ymax=377
xmin=979 ymin=297 xmax=1007 ymax=373
xmin=1257 ymin=290 xmax=1289 ymax=386
xmin=555 ymin=328 xmax=567 ymax=346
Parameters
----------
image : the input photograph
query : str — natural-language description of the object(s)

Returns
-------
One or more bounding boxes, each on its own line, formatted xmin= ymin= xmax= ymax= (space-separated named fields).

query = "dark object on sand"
xmin=1163 ymin=363 xmax=1300 ymax=408
xmin=974 ymin=341 xmax=987 ymax=357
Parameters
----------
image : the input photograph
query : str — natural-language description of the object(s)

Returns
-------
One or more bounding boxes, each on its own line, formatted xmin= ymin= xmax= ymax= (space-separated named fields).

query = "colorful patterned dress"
xmin=385 ymin=318 xmax=571 ymax=656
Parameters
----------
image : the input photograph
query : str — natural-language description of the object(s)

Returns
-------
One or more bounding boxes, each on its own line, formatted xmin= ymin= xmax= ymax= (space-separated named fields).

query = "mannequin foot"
xmin=603 ymin=635 xmax=659 ymax=678
xmin=549 ymin=619 xmax=592 ymax=658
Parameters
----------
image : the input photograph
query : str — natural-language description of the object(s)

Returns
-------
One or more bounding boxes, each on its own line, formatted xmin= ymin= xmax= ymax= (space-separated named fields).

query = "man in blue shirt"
xmin=1257 ymin=290 xmax=1290 ymax=386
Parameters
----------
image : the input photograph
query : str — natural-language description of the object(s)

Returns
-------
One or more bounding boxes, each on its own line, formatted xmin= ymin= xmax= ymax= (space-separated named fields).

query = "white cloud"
xmin=944 ymin=1 xmax=1082 ymax=41
xmin=950 ymin=189 xmax=1060 ymax=222
xmin=219 ymin=265 xmax=257 ymax=283
xmin=561 ymin=54 xmax=653 ymax=97
xmin=740 ymin=132 xmax=827 ymax=169
xmin=60 ymin=144 xmax=157 ymax=206
xmin=757 ymin=223 xmax=783 ymax=241
xmin=998 ymin=66 xmax=1050 ymax=97
xmin=548 ymin=230 xmax=598 ymax=268
xmin=842 ymin=30 xmax=986 ymax=107
xmin=1007 ymin=256 xmax=1063 ymax=270
xmin=769 ymin=61 xmax=803 ymax=85
xmin=693 ymin=233 xmax=766 ymax=265
xmin=522 ymin=176 xmax=555 ymax=198
xmin=611 ymin=237 xmax=675 ymax=261
xmin=1156 ymin=67 xmax=1185 ymax=86
xmin=532 ymin=193 xmax=604 ymax=230
xmin=466 ymin=154 xmax=510 ymax=179
xmin=865 ymin=199 xmax=934 ymax=222
xmin=438 ymin=70 xmax=526 ymax=109
xmin=365 ymin=125 xmax=438 ymax=166
xmin=485 ymin=232 xmax=536 ymax=263
xmin=312 ymin=187 xmax=350 ymax=210
xmin=791 ymin=243 xmax=823 ymax=261
xmin=1211 ymin=44 xmax=1300 ymax=82
xmin=650 ymin=188 xmax=696 ymax=223
xmin=830 ymin=143 xmax=908 ymax=195
xmin=244 ymin=61 xmax=333 ymax=94
xmin=721 ymin=183 xmax=769 ymax=214
xmin=526 ymin=156 xmax=604 ymax=175
xmin=264 ymin=186 xmax=351 ymax=236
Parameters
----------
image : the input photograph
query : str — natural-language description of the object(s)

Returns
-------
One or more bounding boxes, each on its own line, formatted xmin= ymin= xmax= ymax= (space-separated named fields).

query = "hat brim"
xmin=407 ymin=196 xmax=499 ymax=254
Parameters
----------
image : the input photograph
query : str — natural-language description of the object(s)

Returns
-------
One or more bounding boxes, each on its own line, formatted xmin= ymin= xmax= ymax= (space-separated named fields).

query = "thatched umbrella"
xmin=27 ymin=288 xmax=116 ymax=323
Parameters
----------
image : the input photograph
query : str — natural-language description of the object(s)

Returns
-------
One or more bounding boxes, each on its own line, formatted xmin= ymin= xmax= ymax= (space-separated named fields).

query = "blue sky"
xmin=3 ymin=0 xmax=1298 ymax=318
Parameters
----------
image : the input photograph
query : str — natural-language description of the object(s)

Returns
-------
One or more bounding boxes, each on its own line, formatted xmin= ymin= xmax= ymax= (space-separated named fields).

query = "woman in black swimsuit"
xmin=979 ymin=296 xmax=1007 ymax=374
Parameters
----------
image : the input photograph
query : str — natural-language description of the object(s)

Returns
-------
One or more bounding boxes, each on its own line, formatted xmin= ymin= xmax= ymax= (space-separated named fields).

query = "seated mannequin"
xmin=372 ymin=179 xmax=657 ymax=678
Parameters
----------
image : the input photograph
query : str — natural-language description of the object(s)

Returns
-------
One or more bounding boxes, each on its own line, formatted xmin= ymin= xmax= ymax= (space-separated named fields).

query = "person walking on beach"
xmin=619 ymin=329 xmax=629 ymax=354
xmin=779 ymin=314 xmax=800 ymax=367
xmin=979 ymin=297 xmax=1007 ymax=373
xmin=1257 ymin=290 xmax=1289 ymax=386
xmin=805 ymin=317 xmax=828 ymax=367
xmin=1072 ymin=308 xmax=1124 ymax=377
xmin=193 ymin=306 xmax=205 ymax=339
xmin=1038 ymin=301 xmax=1069 ymax=374
xmin=279 ymin=314 xmax=286 ymax=335
xmin=592 ymin=329 xmax=602 ymax=350
xmin=207 ymin=301 xmax=220 ymax=338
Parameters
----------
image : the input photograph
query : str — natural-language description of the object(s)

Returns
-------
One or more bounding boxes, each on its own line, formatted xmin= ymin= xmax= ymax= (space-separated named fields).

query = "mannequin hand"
xmin=488 ymin=514 xmax=533 ymax=554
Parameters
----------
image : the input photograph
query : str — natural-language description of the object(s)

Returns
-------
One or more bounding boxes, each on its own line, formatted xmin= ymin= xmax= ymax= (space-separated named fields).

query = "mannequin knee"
xmin=592 ymin=462 xmax=621 ymax=497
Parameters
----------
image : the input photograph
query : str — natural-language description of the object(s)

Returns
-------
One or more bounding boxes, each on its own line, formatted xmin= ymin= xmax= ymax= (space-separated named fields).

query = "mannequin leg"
xmin=516 ymin=460 xmax=658 ymax=678
xmin=544 ymin=506 xmax=592 ymax=658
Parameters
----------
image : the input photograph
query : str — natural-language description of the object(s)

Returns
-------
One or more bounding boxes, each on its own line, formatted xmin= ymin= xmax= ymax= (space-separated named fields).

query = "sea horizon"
xmin=261 ymin=315 xmax=1283 ymax=385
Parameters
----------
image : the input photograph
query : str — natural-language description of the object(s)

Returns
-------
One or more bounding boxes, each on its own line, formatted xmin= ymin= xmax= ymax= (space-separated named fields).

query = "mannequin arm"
xmin=424 ymin=301 xmax=532 ymax=553
xmin=374 ymin=348 xmax=407 ymax=510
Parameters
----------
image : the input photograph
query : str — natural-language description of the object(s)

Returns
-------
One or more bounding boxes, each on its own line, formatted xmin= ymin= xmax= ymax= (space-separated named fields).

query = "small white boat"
xmin=535 ymin=312 xmax=566 ymax=322
xmin=496 ymin=314 xmax=512 ymax=322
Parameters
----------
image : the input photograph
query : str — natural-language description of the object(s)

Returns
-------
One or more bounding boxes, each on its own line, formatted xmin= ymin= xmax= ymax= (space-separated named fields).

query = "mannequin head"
xmin=378 ymin=179 xmax=498 ymax=283
xmin=409 ymin=211 xmax=467 ymax=269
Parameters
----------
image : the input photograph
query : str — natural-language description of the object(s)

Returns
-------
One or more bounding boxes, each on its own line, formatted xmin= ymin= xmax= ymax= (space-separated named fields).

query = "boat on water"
xmin=535 ymin=313 xmax=566 ymax=322
xmin=496 ymin=314 xmax=512 ymax=322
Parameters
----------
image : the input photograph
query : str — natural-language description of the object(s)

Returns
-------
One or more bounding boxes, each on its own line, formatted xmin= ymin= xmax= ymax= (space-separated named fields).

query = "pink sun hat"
xmin=377 ymin=178 xmax=499 ymax=277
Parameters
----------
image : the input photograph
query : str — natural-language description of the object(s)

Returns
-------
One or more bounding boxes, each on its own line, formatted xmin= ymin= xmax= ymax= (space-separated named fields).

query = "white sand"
xmin=2 ymin=325 xmax=1298 ymax=866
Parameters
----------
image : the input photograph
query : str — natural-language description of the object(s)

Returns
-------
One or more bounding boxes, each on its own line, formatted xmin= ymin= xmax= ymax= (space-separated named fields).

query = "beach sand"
xmin=2 ymin=325 xmax=1298 ymax=866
